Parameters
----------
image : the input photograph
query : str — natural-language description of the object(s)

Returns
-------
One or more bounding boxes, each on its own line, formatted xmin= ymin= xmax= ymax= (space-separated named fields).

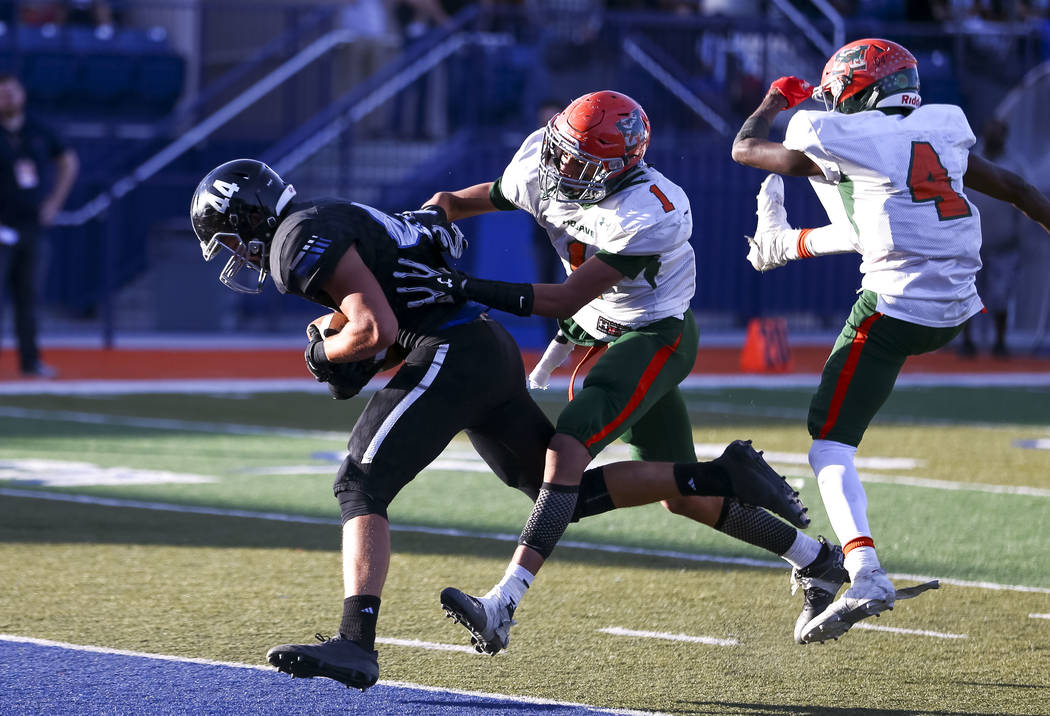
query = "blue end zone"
xmin=0 ymin=638 xmax=634 ymax=715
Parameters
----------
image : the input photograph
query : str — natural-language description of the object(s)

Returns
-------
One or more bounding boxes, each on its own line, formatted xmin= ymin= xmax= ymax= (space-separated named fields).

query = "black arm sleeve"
xmin=463 ymin=277 xmax=534 ymax=317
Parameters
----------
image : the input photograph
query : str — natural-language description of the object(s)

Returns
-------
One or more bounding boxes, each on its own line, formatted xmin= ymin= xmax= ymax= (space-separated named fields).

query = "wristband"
xmin=309 ymin=338 xmax=330 ymax=368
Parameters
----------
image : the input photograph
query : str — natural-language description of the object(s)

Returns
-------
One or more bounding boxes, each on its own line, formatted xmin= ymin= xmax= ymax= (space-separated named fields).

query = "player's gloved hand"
xmin=305 ymin=324 xmax=335 ymax=383
xmin=768 ymin=76 xmax=813 ymax=110
xmin=305 ymin=324 xmax=383 ymax=399
xmin=398 ymin=205 xmax=468 ymax=260
xmin=392 ymin=257 xmax=467 ymax=308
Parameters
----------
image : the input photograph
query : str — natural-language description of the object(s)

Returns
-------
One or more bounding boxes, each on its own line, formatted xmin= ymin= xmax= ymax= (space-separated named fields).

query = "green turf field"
xmin=2 ymin=386 xmax=1048 ymax=714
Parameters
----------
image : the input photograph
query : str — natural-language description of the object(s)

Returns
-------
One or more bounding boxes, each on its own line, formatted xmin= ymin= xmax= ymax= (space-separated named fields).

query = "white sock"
xmin=843 ymin=546 xmax=882 ymax=581
xmin=780 ymin=531 xmax=822 ymax=570
xmin=809 ymin=439 xmax=871 ymax=541
xmin=486 ymin=563 xmax=533 ymax=607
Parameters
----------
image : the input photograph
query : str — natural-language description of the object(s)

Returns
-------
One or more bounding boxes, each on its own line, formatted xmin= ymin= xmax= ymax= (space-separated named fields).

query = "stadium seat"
xmin=74 ymin=53 xmax=134 ymax=107
xmin=16 ymin=23 xmax=64 ymax=51
xmin=132 ymin=54 xmax=185 ymax=113
xmin=22 ymin=52 xmax=78 ymax=105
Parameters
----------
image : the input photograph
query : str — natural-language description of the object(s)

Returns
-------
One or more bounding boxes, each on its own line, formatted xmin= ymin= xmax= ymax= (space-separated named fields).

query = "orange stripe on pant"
xmin=817 ymin=312 xmax=882 ymax=440
xmin=584 ymin=335 xmax=682 ymax=449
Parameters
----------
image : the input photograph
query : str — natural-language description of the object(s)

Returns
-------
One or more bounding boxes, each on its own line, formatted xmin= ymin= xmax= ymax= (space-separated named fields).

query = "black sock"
xmin=339 ymin=595 xmax=381 ymax=651
xmin=673 ymin=461 xmax=733 ymax=496
xmin=714 ymin=498 xmax=796 ymax=555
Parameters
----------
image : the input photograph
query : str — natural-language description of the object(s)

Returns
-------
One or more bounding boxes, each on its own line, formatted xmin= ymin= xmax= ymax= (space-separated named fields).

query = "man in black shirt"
xmin=0 ymin=73 xmax=78 ymax=377
xmin=189 ymin=159 xmax=807 ymax=691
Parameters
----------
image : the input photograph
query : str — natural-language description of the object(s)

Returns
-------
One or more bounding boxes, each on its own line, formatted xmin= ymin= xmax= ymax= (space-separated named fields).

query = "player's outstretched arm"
xmin=423 ymin=182 xmax=499 ymax=222
xmin=731 ymin=83 xmax=821 ymax=177
xmin=393 ymin=255 xmax=623 ymax=319
xmin=964 ymin=153 xmax=1050 ymax=235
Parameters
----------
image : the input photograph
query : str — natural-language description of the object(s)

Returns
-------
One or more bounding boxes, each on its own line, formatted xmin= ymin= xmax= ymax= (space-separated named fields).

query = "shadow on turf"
xmin=681 ymin=703 xmax=1025 ymax=716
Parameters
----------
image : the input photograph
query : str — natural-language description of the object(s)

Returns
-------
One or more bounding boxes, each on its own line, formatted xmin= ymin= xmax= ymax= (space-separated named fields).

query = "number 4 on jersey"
xmin=907 ymin=141 xmax=971 ymax=221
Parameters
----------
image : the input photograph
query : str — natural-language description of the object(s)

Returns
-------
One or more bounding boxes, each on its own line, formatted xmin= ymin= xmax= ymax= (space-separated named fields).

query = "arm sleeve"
xmin=273 ymin=217 xmax=356 ymax=304
xmin=490 ymin=128 xmax=546 ymax=214
xmin=784 ymin=111 xmax=842 ymax=183
xmin=489 ymin=178 xmax=517 ymax=211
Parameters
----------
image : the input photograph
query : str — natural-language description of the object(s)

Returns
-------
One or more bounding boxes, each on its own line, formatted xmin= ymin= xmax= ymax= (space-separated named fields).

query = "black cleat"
xmin=266 ymin=633 xmax=378 ymax=691
xmin=714 ymin=439 xmax=810 ymax=528
xmin=791 ymin=536 xmax=849 ymax=644
xmin=440 ymin=587 xmax=516 ymax=655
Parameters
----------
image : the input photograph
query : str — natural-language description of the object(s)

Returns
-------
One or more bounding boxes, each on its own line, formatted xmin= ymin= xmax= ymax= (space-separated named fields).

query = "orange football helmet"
xmin=539 ymin=90 xmax=650 ymax=203
xmin=817 ymin=38 xmax=921 ymax=114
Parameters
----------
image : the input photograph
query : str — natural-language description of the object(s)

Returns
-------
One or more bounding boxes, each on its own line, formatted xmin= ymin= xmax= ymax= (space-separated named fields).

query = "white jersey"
xmin=495 ymin=128 xmax=695 ymax=341
xmin=784 ymin=104 xmax=984 ymax=327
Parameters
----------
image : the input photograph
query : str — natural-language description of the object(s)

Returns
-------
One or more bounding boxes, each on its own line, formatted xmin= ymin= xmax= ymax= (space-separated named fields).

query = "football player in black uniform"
xmin=189 ymin=159 xmax=808 ymax=690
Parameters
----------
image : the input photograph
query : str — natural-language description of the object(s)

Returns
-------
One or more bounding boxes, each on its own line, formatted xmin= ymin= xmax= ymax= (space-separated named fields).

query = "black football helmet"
xmin=190 ymin=159 xmax=297 ymax=293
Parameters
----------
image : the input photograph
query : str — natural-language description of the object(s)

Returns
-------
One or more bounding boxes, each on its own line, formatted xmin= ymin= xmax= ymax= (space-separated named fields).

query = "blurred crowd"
xmin=4 ymin=1 xmax=117 ymax=30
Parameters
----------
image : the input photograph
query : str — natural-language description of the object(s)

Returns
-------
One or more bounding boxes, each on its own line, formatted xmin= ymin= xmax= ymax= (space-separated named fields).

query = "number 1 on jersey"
xmin=907 ymin=141 xmax=971 ymax=221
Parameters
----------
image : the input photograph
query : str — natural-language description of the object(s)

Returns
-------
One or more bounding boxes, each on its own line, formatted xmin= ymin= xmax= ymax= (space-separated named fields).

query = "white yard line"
xmin=852 ymin=623 xmax=967 ymax=639
xmin=599 ymin=627 xmax=737 ymax=647
xmin=4 ymin=406 xmax=1047 ymax=497
xmin=2 ymin=372 xmax=1050 ymax=397
xmin=374 ymin=636 xmax=481 ymax=654
xmin=1028 ymin=613 xmax=1050 ymax=620
xmin=3 ymin=487 xmax=1049 ymax=596
xmin=0 ymin=634 xmax=661 ymax=716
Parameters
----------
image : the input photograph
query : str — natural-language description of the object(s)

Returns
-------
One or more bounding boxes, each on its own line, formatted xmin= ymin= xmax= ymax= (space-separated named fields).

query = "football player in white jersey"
xmin=732 ymin=38 xmax=1050 ymax=644
xmin=399 ymin=91 xmax=840 ymax=654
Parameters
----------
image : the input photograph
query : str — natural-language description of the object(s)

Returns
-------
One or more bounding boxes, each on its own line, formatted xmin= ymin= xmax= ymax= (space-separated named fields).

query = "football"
xmin=307 ymin=311 xmax=348 ymax=338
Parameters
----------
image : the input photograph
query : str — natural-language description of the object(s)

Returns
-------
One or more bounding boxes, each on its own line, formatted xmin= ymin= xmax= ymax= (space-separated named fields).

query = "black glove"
xmin=304 ymin=325 xmax=384 ymax=400
xmin=392 ymin=258 xmax=534 ymax=316
xmin=398 ymin=205 xmax=467 ymax=260
xmin=392 ymin=258 xmax=467 ymax=308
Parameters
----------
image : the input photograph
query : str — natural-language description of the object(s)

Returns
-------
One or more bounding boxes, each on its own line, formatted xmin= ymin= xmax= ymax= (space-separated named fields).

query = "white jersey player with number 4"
xmin=733 ymin=37 xmax=1050 ymax=646
xmin=784 ymin=104 xmax=984 ymax=327
xmin=496 ymin=127 xmax=695 ymax=341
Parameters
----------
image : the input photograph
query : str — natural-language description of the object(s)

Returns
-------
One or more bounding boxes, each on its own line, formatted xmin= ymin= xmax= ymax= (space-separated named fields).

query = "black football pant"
xmin=334 ymin=315 xmax=553 ymax=521
xmin=0 ymin=226 xmax=43 ymax=372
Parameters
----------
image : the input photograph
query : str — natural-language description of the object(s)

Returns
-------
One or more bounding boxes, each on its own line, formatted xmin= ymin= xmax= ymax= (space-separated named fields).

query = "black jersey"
xmin=269 ymin=199 xmax=478 ymax=339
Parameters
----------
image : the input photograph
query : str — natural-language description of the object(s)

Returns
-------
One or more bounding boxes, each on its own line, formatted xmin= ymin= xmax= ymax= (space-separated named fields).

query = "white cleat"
xmin=799 ymin=567 xmax=896 ymax=644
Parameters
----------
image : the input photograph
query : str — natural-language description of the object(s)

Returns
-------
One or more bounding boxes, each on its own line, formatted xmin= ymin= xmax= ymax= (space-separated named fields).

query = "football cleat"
xmin=790 ymin=536 xmax=849 ymax=644
xmin=266 ymin=633 xmax=378 ymax=691
xmin=714 ymin=439 xmax=810 ymax=529
xmin=440 ymin=587 xmax=517 ymax=655
xmin=799 ymin=567 xmax=896 ymax=643
xmin=746 ymin=174 xmax=793 ymax=272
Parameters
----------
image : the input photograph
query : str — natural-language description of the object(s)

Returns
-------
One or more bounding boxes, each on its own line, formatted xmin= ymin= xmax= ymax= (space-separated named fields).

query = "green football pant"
xmin=808 ymin=290 xmax=964 ymax=447
xmin=556 ymin=313 xmax=699 ymax=462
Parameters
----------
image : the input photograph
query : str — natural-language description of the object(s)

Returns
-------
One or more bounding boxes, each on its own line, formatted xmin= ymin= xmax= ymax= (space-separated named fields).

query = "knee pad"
xmin=336 ymin=486 xmax=388 ymax=524
xmin=572 ymin=466 xmax=614 ymax=521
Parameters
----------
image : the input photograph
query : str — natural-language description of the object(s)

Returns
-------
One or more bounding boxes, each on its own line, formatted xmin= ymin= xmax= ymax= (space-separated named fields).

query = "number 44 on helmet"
xmin=189 ymin=159 xmax=297 ymax=294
